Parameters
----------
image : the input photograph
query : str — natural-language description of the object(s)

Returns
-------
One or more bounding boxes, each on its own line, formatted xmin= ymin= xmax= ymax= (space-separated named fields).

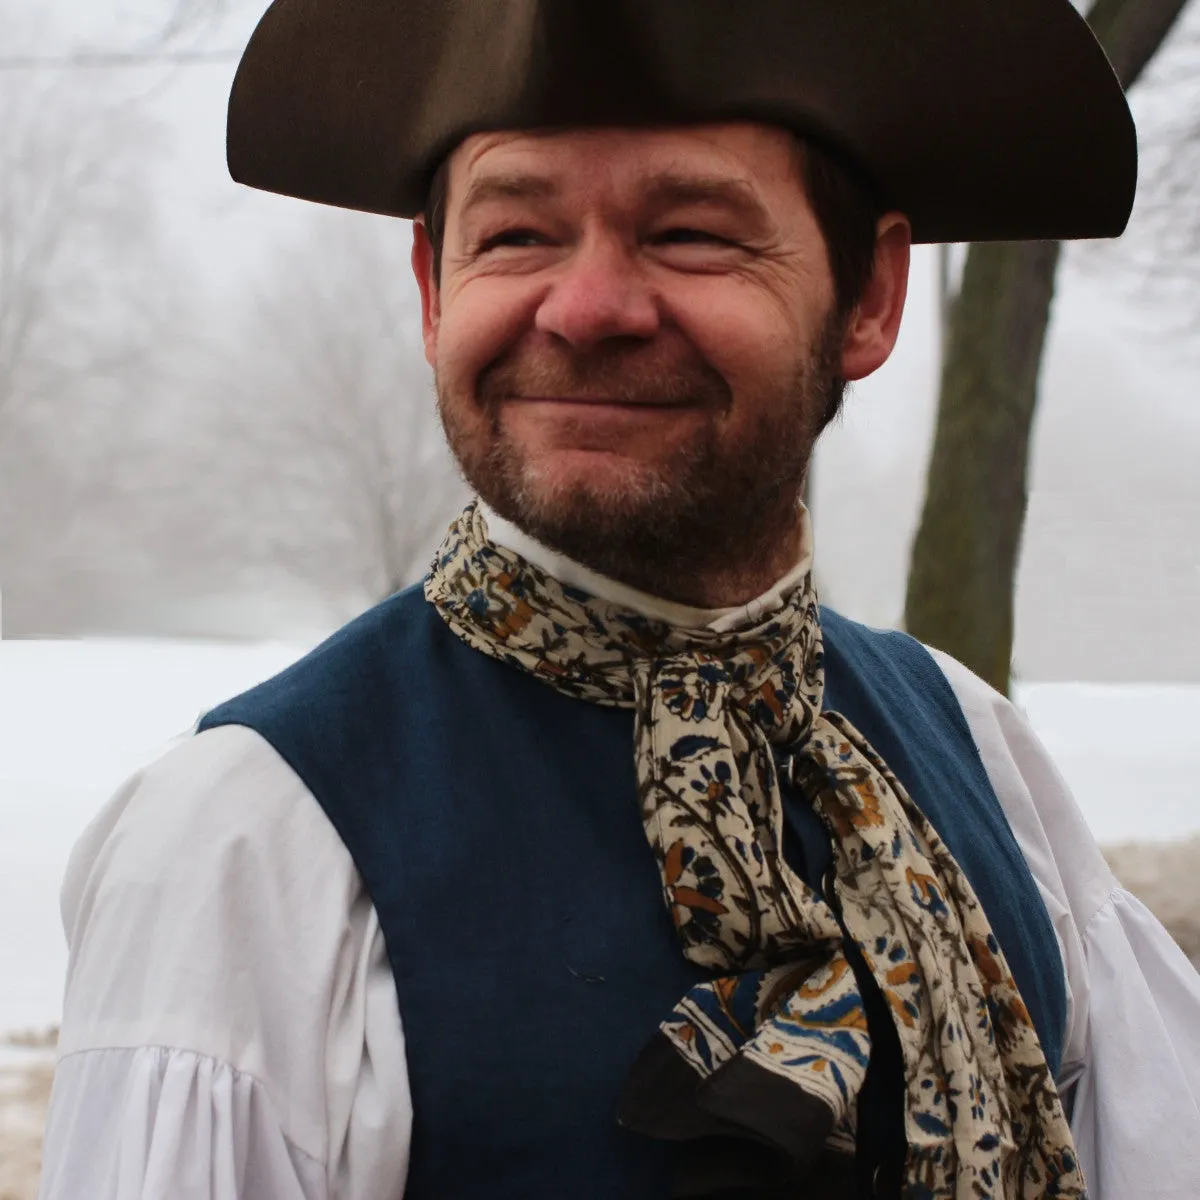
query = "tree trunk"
xmin=903 ymin=0 xmax=1190 ymax=694
xmin=905 ymin=241 xmax=1062 ymax=691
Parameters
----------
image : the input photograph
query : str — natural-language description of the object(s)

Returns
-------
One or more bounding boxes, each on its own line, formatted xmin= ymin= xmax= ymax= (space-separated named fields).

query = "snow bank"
xmin=1017 ymin=682 xmax=1200 ymax=844
xmin=0 ymin=639 xmax=310 ymax=1035
xmin=0 ymin=1050 xmax=52 ymax=1200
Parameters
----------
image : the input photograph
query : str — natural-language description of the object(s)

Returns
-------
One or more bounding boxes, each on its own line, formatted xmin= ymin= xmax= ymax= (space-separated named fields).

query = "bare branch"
xmin=1087 ymin=0 xmax=1192 ymax=87
xmin=196 ymin=209 xmax=468 ymax=611
xmin=155 ymin=0 xmax=234 ymax=47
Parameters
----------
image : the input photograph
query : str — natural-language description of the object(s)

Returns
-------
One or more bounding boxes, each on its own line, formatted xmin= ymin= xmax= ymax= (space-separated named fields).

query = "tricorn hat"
xmin=227 ymin=0 xmax=1137 ymax=244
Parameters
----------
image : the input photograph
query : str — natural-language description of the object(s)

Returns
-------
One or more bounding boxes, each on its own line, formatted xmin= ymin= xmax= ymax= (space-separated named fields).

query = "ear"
xmin=411 ymin=217 xmax=441 ymax=370
xmin=839 ymin=213 xmax=912 ymax=383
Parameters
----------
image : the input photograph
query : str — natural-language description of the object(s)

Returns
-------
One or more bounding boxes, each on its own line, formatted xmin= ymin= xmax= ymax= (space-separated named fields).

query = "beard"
xmin=437 ymin=319 xmax=845 ymax=603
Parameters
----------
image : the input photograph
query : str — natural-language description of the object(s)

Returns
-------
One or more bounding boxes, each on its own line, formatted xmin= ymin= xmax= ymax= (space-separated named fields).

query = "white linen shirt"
xmin=39 ymin=513 xmax=1200 ymax=1199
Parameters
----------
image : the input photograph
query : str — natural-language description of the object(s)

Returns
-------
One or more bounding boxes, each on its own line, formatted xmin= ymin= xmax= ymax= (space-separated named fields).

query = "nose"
xmin=534 ymin=233 xmax=660 ymax=350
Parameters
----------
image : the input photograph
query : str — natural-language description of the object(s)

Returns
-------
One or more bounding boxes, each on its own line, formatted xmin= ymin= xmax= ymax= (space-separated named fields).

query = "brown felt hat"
xmin=227 ymin=0 xmax=1137 ymax=244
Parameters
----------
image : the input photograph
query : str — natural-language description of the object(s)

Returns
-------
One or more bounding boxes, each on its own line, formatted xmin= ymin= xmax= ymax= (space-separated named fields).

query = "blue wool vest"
xmin=200 ymin=585 xmax=1065 ymax=1199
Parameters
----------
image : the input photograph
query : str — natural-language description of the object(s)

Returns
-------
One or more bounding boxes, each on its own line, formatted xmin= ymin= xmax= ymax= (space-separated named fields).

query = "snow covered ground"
xmin=2 ymin=638 xmax=1199 ymax=1039
xmin=0 ymin=638 xmax=309 ymax=1039
xmin=1019 ymin=681 xmax=1200 ymax=844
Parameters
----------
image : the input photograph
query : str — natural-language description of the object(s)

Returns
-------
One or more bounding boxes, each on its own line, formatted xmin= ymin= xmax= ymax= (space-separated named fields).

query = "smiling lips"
xmin=508 ymin=395 xmax=692 ymax=409
xmin=477 ymin=340 xmax=734 ymax=416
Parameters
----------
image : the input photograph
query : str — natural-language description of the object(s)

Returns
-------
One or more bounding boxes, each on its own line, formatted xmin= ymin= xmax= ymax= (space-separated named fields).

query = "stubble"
xmin=437 ymin=320 xmax=845 ymax=605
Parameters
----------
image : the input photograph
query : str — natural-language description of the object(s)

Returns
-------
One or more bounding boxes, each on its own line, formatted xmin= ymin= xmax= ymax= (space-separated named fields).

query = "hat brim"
xmin=227 ymin=0 xmax=1137 ymax=244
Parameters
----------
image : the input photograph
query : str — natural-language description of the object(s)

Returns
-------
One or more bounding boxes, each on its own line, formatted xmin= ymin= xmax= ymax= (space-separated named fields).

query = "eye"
xmin=477 ymin=228 xmax=549 ymax=253
xmin=651 ymin=228 xmax=734 ymax=247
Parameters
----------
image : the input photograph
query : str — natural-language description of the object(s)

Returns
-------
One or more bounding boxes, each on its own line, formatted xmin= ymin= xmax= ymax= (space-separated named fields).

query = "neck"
xmin=545 ymin=494 xmax=808 ymax=609
xmin=481 ymin=499 xmax=812 ymax=617
xmin=584 ymin=523 xmax=807 ymax=609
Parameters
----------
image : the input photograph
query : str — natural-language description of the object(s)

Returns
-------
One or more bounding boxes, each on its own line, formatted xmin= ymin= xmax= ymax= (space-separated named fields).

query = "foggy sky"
xmin=12 ymin=0 xmax=1200 ymax=681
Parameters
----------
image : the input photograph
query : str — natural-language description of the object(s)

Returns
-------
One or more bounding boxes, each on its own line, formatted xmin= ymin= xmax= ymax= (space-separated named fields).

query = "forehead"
xmin=446 ymin=122 xmax=803 ymax=203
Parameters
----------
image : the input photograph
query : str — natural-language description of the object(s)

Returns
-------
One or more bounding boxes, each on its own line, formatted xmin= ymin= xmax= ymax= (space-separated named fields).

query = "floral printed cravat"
xmin=427 ymin=503 xmax=1082 ymax=1198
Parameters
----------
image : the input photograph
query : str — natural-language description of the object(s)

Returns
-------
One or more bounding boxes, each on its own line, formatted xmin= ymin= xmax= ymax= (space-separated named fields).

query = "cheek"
xmin=435 ymin=279 xmax=541 ymax=398
xmin=667 ymin=282 xmax=815 ymax=416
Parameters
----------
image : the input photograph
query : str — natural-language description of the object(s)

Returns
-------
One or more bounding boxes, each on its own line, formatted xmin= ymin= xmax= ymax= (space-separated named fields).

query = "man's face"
xmin=414 ymin=123 xmax=907 ymax=596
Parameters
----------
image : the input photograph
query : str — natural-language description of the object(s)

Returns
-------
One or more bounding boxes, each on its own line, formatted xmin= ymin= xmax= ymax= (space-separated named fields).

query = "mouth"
xmin=506 ymin=396 xmax=692 ymax=410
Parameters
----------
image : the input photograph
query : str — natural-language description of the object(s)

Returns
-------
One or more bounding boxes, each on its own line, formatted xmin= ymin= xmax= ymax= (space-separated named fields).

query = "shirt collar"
xmin=477 ymin=501 xmax=814 ymax=633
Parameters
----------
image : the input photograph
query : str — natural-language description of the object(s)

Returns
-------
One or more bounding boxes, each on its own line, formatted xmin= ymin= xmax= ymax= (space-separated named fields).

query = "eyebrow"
xmin=456 ymin=168 xmax=771 ymax=229
xmin=639 ymin=174 xmax=770 ymax=225
xmin=458 ymin=173 xmax=560 ymax=217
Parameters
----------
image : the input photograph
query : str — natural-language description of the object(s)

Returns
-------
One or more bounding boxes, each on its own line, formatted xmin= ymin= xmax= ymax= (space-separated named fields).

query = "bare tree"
xmin=0 ymin=85 xmax=170 ymax=408
xmin=0 ymin=53 xmax=182 ymax=633
xmin=1101 ymin=12 xmax=1200 ymax=305
xmin=0 ymin=0 xmax=460 ymax=637
xmin=198 ymin=208 xmax=467 ymax=619
xmin=904 ymin=0 xmax=1192 ymax=694
xmin=155 ymin=0 xmax=244 ymax=48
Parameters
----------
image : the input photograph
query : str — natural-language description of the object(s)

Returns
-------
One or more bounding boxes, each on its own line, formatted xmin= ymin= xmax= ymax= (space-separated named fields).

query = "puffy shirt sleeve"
xmin=930 ymin=648 xmax=1200 ymax=1199
xmin=40 ymin=1047 xmax=326 ymax=1199
xmin=1069 ymin=888 xmax=1200 ymax=1197
xmin=38 ymin=725 xmax=412 ymax=1200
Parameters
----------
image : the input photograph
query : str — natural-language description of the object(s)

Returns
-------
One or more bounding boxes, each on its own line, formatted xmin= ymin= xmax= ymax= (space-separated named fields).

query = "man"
xmin=38 ymin=2 xmax=1200 ymax=1198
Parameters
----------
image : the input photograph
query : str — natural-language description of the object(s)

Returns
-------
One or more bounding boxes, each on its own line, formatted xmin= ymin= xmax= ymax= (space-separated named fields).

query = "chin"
xmin=456 ymin=414 xmax=752 ymax=573
xmin=510 ymin=452 xmax=677 ymax=529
